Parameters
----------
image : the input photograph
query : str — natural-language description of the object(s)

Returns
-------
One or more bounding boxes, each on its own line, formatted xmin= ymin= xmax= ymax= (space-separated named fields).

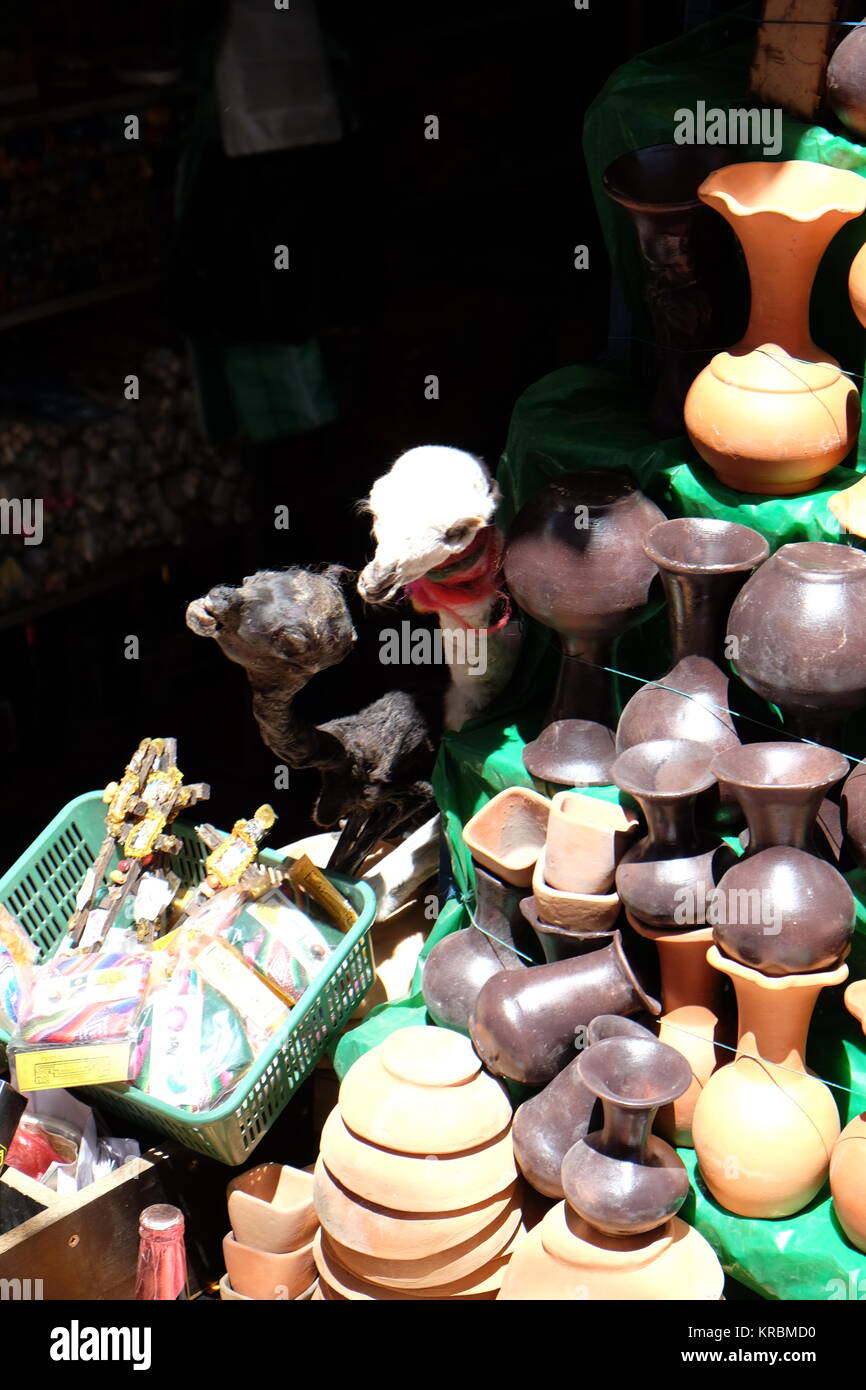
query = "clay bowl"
xmin=544 ymin=791 xmax=638 ymax=894
xmin=463 ymin=787 xmax=551 ymax=887
xmin=227 ymin=1163 xmax=317 ymax=1253
xmin=313 ymin=1156 xmax=515 ymax=1258
xmin=313 ymin=1228 xmax=510 ymax=1300
xmin=337 ymin=1025 xmax=512 ymax=1155
xmin=531 ymin=850 xmax=621 ymax=932
xmin=222 ymin=1230 xmax=316 ymax=1300
xmin=319 ymin=1107 xmax=517 ymax=1213
xmin=325 ymin=1193 xmax=523 ymax=1289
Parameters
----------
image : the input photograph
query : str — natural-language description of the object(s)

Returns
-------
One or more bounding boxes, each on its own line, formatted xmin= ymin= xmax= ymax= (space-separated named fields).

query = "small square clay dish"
xmin=227 ymin=1163 xmax=317 ymax=1253
xmin=463 ymin=787 xmax=551 ymax=887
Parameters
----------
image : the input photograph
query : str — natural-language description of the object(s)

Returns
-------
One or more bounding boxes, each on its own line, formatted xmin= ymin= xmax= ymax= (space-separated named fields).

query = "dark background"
xmin=0 ymin=0 xmax=743 ymax=861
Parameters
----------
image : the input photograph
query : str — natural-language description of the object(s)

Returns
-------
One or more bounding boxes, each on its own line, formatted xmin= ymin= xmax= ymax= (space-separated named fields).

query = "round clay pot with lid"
xmin=684 ymin=344 xmax=860 ymax=496
xmin=560 ymin=1036 xmax=692 ymax=1236
xmin=337 ymin=1025 xmax=512 ymax=1156
xmin=726 ymin=542 xmax=866 ymax=746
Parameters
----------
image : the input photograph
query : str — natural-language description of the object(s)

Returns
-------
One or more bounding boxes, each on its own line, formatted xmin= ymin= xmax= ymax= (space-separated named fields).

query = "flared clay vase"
xmin=691 ymin=946 xmax=848 ymax=1219
xmin=497 ymin=1203 xmax=724 ymax=1301
xmin=697 ymin=160 xmax=866 ymax=363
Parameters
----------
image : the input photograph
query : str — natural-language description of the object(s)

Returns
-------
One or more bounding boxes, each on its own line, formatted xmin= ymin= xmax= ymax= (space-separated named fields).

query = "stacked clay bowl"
xmin=313 ymin=1026 xmax=525 ymax=1299
xmin=222 ymin=1163 xmax=318 ymax=1300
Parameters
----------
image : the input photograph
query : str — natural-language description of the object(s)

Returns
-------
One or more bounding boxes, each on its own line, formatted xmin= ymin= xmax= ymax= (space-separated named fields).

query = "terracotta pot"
xmin=518 ymin=894 xmax=616 ymax=964
xmin=827 ymin=24 xmax=866 ymax=141
xmin=627 ymin=913 xmax=725 ymax=1148
xmin=685 ymin=344 xmax=860 ymax=496
xmin=850 ymin=238 xmax=866 ymax=329
xmin=462 ymin=787 xmax=550 ymax=887
xmin=337 ymin=1025 xmax=512 ymax=1155
xmin=318 ymin=1107 xmax=516 ymax=1214
xmin=830 ymin=1114 xmax=866 ymax=1253
xmin=421 ymin=866 xmax=535 ymax=1033
xmin=313 ymin=1228 xmax=510 ymax=1301
xmin=560 ymin=1036 xmax=691 ymax=1236
xmin=512 ymin=1014 xmax=656 ymax=1200
xmin=497 ymin=1203 xmax=724 ymax=1301
xmin=222 ymin=1231 xmax=316 ymax=1301
xmin=469 ymin=930 xmax=660 ymax=1086
xmin=727 ymin=542 xmax=866 ymax=746
xmin=617 ymin=519 xmax=769 ymax=823
xmin=313 ymin=1157 xmax=515 ymax=1259
xmin=697 ymin=160 xmax=866 ymax=363
xmin=504 ymin=472 xmax=665 ymax=786
xmin=531 ymin=849 xmax=621 ymax=932
xmin=692 ymin=946 xmax=847 ymax=1218
xmin=544 ymin=792 xmax=638 ymax=894
xmin=845 ymin=979 xmax=866 ymax=1034
xmin=613 ymin=739 xmax=730 ymax=929
xmin=327 ymin=1194 xmax=522 ymax=1289
xmin=602 ymin=143 xmax=744 ymax=436
xmin=226 ymin=1163 xmax=316 ymax=1253
xmin=713 ymin=740 xmax=849 ymax=857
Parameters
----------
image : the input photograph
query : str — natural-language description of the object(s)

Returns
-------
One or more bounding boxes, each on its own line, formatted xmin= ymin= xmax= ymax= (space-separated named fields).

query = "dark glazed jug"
xmin=504 ymin=471 xmax=665 ymax=786
xmin=560 ymin=1036 xmax=691 ymax=1236
xmin=469 ymin=931 xmax=660 ymax=1086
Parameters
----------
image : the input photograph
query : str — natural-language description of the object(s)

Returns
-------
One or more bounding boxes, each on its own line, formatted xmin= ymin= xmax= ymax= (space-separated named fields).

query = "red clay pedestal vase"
xmin=692 ymin=946 xmax=847 ymax=1218
xmin=504 ymin=471 xmax=665 ymax=786
xmin=601 ymin=143 xmax=743 ymax=436
xmin=421 ymin=865 xmax=536 ymax=1034
xmin=726 ymin=542 xmax=866 ymax=747
xmin=560 ymin=1036 xmax=692 ymax=1236
xmin=617 ymin=518 xmax=769 ymax=826
xmin=626 ymin=912 xmax=724 ymax=1149
xmin=827 ymin=20 xmax=866 ymax=141
xmin=469 ymin=930 xmax=660 ymax=1086
xmin=613 ymin=739 xmax=730 ymax=929
xmin=512 ymin=1015 xmax=656 ymax=1200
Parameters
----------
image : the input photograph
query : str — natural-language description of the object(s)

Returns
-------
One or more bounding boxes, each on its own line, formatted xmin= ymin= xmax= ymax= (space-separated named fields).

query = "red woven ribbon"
xmin=404 ymin=526 xmax=511 ymax=631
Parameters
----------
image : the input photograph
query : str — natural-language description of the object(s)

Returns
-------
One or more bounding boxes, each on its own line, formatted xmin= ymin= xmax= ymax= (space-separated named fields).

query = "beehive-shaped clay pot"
xmin=313 ymin=1228 xmax=515 ymax=1300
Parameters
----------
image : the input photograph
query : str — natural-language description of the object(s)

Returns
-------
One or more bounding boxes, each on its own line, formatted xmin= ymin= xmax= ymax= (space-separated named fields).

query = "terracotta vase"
xmin=504 ymin=472 xmax=665 ymax=786
xmin=512 ymin=1015 xmax=656 ymax=1200
xmin=544 ymin=792 xmax=638 ymax=894
xmin=627 ymin=913 xmax=725 ymax=1149
xmin=827 ymin=23 xmax=866 ymax=141
xmin=613 ymin=739 xmax=730 ymax=929
xmin=469 ymin=930 xmax=660 ymax=1085
xmin=726 ymin=542 xmax=866 ymax=746
xmin=616 ymin=519 xmax=769 ymax=821
xmin=560 ymin=1036 xmax=691 ymax=1236
xmin=531 ymin=849 xmax=621 ymax=932
xmin=602 ymin=143 xmax=743 ymax=436
xmin=497 ymin=1204 xmax=724 ymax=1301
xmin=697 ymin=160 xmax=866 ymax=363
xmin=421 ymin=865 xmax=535 ymax=1033
xmin=518 ymin=893 xmax=617 ymax=964
xmin=461 ymin=787 xmax=550 ymax=887
xmin=830 ymin=1114 xmax=866 ymax=1253
xmin=691 ymin=946 xmax=847 ymax=1218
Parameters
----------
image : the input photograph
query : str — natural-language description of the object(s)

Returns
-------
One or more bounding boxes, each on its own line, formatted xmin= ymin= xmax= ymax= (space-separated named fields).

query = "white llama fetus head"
xmin=358 ymin=445 xmax=500 ymax=604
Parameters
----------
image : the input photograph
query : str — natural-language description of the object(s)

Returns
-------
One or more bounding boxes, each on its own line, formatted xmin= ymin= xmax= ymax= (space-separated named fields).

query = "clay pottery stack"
xmin=684 ymin=161 xmax=866 ymax=496
xmin=313 ymin=1026 xmax=524 ymax=1300
xmin=222 ymin=1164 xmax=318 ymax=1300
xmin=470 ymin=930 xmax=660 ymax=1086
xmin=616 ymin=518 xmax=769 ymax=829
xmin=500 ymin=1036 xmax=724 ymax=1299
xmin=422 ymin=787 xmax=548 ymax=1032
xmin=504 ymin=471 xmax=665 ymax=786
xmin=727 ymin=543 xmax=866 ymax=747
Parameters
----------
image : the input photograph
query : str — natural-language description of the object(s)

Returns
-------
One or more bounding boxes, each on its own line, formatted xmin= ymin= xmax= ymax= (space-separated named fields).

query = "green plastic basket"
xmin=0 ymin=791 xmax=377 ymax=1165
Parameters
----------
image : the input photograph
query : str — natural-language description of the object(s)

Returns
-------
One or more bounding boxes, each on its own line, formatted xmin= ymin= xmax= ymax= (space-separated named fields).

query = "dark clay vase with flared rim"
xmin=710 ymin=741 xmax=855 ymax=977
xmin=613 ymin=739 xmax=732 ymax=929
xmin=421 ymin=865 xmax=537 ymax=1034
xmin=726 ymin=543 xmax=866 ymax=749
xmin=617 ymin=518 xmax=769 ymax=826
xmin=512 ymin=1014 xmax=656 ymax=1200
xmin=560 ymin=1035 xmax=692 ymax=1237
xmin=518 ymin=894 xmax=617 ymax=964
xmin=469 ymin=930 xmax=660 ymax=1087
xmin=504 ymin=471 xmax=665 ymax=787
xmin=602 ymin=143 xmax=744 ymax=437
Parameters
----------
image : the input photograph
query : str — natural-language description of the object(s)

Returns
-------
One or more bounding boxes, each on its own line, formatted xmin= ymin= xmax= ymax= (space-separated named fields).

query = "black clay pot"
xmin=827 ymin=20 xmax=866 ymax=141
xmin=421 ymin=866 xmax=536 ymax=1033
xmin=561 ymin=1035 xmax=691 ymax=1236
xmin=512 ymin=1015 xmax=656 ymax=1200
xmin=469 ymin=930 xmax=660 ymax=1086
xmin=843 ymin=758 xmax=866 ymax=870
